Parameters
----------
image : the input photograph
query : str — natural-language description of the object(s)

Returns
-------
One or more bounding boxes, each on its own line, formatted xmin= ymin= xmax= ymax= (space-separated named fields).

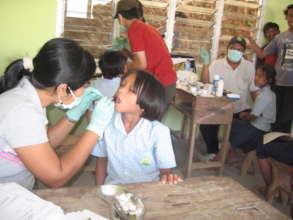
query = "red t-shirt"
xmin=264 ymin=55 xmax=277 ymax=67
xmin=128 ymin=19 xmax=177 ymax=86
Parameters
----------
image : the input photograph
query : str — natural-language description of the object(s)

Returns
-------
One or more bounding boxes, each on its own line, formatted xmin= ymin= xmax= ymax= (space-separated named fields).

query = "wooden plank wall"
xmin=64 ymin=4 xmax=113 ymax=58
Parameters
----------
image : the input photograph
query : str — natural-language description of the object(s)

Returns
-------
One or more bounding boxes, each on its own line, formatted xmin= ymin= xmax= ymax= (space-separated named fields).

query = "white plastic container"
xmin=216 ymin=77 xmax=224 ymax=97
xmin=212 ymin=74 xmax=220 ymax=95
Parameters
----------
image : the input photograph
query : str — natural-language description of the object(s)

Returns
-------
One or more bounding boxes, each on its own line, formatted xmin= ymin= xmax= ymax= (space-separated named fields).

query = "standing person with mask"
xmin=0 ymin=38 xmax=114 ymax=190
xmin=200 ymin=36 xmax=259 ymax=161
xmin=114 ymin=0 xmax=177 ymax=104
xmin=247 ymin=4 xmax=293 ymax=133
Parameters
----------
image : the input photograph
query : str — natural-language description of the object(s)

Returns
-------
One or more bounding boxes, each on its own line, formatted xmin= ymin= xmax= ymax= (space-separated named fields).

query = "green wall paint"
xmin=261 ymin=0 xmax=292 ymax=44
xmin=264 ymin=0 xmax=291 ymax=32
xmin=0 ymin=0 xmax=57 ymax=74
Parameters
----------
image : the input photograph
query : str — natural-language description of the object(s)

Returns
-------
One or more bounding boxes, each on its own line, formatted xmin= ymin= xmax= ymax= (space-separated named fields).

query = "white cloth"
xmin=0 ymin=77 xmax=48 ymax=189
xmin=209 ymin=58 xmax=258 ymax=113
xmin=91 ymin=112 xmax=176 ymax=184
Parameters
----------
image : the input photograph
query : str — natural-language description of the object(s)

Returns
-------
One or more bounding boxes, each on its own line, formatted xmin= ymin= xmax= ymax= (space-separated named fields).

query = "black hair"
xmin=256 ymin=64 xmax=276 ymax=86
xmin=263 ymin=22 xmax=280 ymax=34
xmin=116 ymin=0 xmax=144 ymax=20
xmin=98 ymin=51 xmax=127 ymax=79
xmin=0 ymin=38 xmax=96 ymax=94
xmin=117 ymin=7 xmax=142 ymax=20
xmin=136 ymin=0 xmax=144 ymax=19
xmin=121 ymin=70 xmax=167 ymax=121
xmin=284 ymin=4 xmax=293 ymax=16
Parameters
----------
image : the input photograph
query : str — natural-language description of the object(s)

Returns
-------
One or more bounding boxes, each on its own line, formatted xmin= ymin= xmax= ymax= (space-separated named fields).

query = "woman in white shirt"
xmin=0 ymin=38 xmax=114 ymax=189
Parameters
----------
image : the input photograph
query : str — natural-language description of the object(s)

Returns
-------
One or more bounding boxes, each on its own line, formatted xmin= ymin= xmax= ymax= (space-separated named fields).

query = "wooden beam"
xmin=176 ymin=5 xmax=216 ymax=15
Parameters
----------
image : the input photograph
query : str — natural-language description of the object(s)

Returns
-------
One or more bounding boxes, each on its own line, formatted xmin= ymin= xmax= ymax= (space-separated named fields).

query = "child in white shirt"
xmin=91 ymin=70 xmax=182 ymax=185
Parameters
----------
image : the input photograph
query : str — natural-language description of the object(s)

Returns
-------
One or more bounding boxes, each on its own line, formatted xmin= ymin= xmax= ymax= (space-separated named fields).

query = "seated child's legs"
xmin=230 ymin=119 xmax=265 ymax=153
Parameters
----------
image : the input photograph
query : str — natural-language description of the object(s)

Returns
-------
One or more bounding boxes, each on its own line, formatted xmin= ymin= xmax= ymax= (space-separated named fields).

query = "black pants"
xmin=256 ymin=139 xmax=293 ymax=166
xmin=272 ymin=85 xmax=293 ymax=133
xmin=200 ymin=110 xmax=250 ymax=154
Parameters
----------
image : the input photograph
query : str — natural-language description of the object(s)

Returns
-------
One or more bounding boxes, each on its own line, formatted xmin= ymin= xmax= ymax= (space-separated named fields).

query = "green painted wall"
xmin=265 ymin=0 xmax=291 ymax=31
xmin=0 ymin=0 xmax=57 ymax=74
xmin=261 ymin=0 xmax=291 ymax=43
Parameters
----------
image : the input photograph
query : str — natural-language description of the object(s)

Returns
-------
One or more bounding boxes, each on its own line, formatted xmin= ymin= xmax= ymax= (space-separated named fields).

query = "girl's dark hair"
xmin=121 ymin=70 xmax=167 ymax=121
xmin=98 ymin=51 xmax=127 ymax=79
xmin=0 ymin=38 xmax=96 ymax=94
xmin=257 ymin=64 xmax=276 ymax=85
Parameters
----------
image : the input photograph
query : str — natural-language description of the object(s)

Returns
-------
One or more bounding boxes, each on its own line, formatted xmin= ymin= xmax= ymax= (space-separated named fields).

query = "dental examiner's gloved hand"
xmin=86 ymin=97 xmax=114 ymax=137
xmin=107 ymin=37 xmax=130 ymax=51
xmin=66 ymin=87 xmax=102 ymax=122
xmin=199 ymin=48 xmax=210 ymax=65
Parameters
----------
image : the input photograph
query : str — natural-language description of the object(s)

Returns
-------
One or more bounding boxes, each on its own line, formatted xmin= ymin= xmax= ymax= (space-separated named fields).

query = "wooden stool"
xmin=267 ymin=158 xmax=292 ymax=205
xmin=240 ymin=150 xmax=258 ymax=176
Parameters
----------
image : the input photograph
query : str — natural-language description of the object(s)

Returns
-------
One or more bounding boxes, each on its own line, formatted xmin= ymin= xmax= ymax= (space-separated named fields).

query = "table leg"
xmin=185 ymin=123 xmax=197 ymax=178
xmin=219 ymin=124 xmax=231 ymax=176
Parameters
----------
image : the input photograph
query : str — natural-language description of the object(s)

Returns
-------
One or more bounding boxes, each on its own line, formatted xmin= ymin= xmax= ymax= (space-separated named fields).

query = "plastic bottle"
xmin=216 ymin=77 xmax=224 ymax=97
xmin=185 ymin=60 xmax=192 ymax=71
xmin=212 ymin=74 xmax=220 ymax=95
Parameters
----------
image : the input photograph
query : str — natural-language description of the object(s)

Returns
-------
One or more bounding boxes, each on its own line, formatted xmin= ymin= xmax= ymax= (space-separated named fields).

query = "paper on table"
xmin=65 ymin=210 xmax=108 ymax=220
xmin=0 ymin=182 xmax=108 ymax=220
xmin=263 ymin=132 xmax=290 ymax=144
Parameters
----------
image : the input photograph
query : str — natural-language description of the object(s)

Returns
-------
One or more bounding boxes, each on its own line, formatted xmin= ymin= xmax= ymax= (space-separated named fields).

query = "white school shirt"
xmin=0 ymin=77 xmax=48 ymax=190
xmin=250 ymin=85 xmax=276 ymax=132
xmin=91 ymin=112 xmax=176 ymax=184
xmin=209 ymin=58 xmax=259 ymax=113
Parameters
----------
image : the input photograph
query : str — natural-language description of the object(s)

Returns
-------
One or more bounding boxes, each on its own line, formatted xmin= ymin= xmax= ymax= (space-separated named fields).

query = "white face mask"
xmin=54 ymin=87 xmax=81 ymax=110
xmin=227 ymin=49 xmax=243 ymax=63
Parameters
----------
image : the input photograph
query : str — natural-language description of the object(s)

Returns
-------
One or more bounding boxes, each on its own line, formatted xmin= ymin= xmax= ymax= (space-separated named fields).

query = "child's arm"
xmin=239 ymin=112 xmax=257 ymax=121
xmin=95 ymin=157 xmax=107 ymax=186
xmin=159 ymin=168 xmax=183 ymax=184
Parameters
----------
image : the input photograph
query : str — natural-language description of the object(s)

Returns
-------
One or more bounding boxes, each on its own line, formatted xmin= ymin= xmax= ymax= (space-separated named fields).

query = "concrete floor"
xmin=36 ymin=132 xmax=291 ymax=218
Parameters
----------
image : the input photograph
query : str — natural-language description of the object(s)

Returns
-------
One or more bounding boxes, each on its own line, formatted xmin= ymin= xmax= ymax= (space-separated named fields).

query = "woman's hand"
xmin=160 ymin=173 xmax=183 ymax=185
xmin=66 ymin=87 xmax=102 ymax=122
xmin=86 ymin=97 xmax=114 ymax=137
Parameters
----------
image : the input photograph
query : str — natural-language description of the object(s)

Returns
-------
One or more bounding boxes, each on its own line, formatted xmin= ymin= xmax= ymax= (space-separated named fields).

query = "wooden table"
xmin=33 ymin=176 xmax=289 ymax=219
xmin=172 ymin=88 xmax=234 ymax=177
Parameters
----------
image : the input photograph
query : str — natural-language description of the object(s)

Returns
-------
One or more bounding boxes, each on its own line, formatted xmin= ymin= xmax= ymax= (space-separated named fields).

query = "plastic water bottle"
xmin=216 ymin=77 xmax=224 ymax=97
xmin=212 ymin=74 xmax=220 ymax=95
xmin=185 ymin=60 xmax=192 ymax=71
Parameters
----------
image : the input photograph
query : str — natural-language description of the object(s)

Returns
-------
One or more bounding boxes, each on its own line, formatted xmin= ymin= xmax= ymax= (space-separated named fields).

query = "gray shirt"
xmin=265 ymin=31 xmax=293 ymax=86
xmin=251 ymin=85 xmax=276 ymax=132
xmin=0 ymin=77 xmax=48 ymax=190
